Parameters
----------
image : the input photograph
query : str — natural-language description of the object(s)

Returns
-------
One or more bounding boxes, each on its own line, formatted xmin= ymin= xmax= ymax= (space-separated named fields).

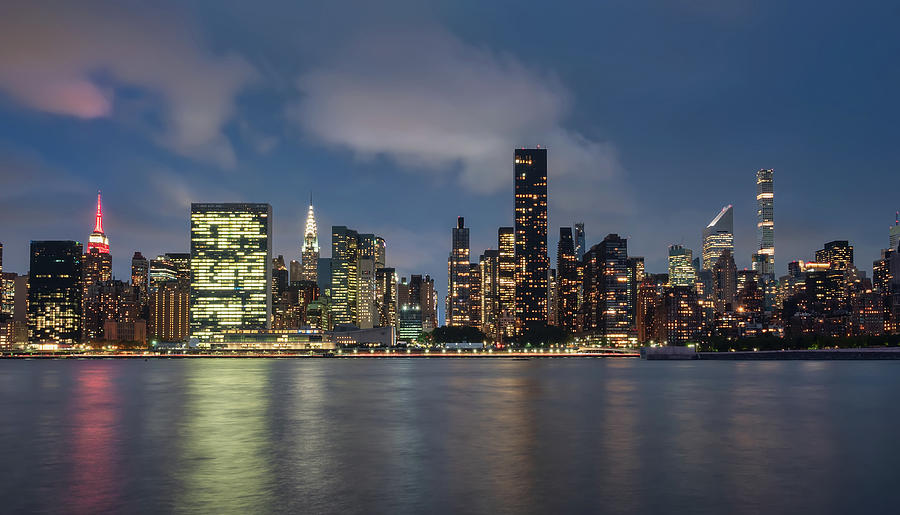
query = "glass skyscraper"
xmin=514 ymin=148 xmax=549 ymax=331
xmin=668 ymin=245 xmax=696 ymax=287
xmin=702 ymin=205 xmax=734 ymax=270
xmin=190 ymin=203 xmax=272 ymax=341
xmin=28 ymin=241 xmax=83 ymax=344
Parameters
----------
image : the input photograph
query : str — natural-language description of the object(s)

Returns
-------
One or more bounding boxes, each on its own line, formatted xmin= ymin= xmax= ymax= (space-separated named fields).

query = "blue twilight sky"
xmin=1 ymin=0 xmax=899 ymax=308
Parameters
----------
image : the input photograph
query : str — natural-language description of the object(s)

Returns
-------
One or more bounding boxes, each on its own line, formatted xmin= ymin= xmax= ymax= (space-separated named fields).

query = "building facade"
xmin=190 ymin=203 xmax=272 ymax=341
xmin=514 ymin=148 xmax=549 ymax=330
xmin=28 ymin=241 xmax=83 ymax=344
xmin=702 ymin=205 xmax=734 ymax=270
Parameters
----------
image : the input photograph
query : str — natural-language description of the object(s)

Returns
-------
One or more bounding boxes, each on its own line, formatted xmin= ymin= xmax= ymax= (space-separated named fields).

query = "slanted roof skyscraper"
xmin=702 ymin=205 xmax=734 ymax=270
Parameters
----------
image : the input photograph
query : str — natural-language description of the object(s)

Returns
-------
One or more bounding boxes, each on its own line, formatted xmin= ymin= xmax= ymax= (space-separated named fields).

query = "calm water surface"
xmin=1 ymin=358 xmax=898 ymax=514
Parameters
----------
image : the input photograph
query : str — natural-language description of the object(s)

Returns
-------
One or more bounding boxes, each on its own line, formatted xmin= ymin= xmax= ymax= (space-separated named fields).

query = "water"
xmin=1 ymin=358 xmax=898 ymax=514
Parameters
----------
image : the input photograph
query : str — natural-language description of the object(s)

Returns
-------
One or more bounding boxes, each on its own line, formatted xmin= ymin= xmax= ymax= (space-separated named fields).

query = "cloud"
xmin=290 ymin=29 xmax=631 ymax=212
xmin=0 ymin=1 xmax=256 ymax=168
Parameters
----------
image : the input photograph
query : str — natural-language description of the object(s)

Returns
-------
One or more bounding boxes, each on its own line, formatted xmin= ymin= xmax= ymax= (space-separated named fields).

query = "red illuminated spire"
xmin=94 ymin=190 xmax=104 ymax=233
xmin=88 ymin=190 xmax=110 ymax=254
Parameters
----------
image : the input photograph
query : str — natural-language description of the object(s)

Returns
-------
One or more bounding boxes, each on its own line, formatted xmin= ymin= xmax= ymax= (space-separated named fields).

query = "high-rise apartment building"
xmin=557 ymin=227 xmax=579 ymax=333
xmin=478 ymin=250 xmax=500 ymax=338
xmin=626 ymin=256 xmax=645 ymax=327
xmin=190 ymin=203 xmax=272 ymax=341
xmin=375 ymin=267 xmax=398 ymax=328
xmin=574 ymin=222 xmax=586 ymax=261
xmin=702 ymin=205 xmax=734 ymax=270
xmin=301 ymin=201 xmax=319 ymax=283
xmin=28 ymin=241 xmax=83 ymax=344
xmin=447 ymin=217 xmax=471 ymax=326
xmin=668 ymin=245 xmax=696 ymax=287
xmin=890 ymin=212 xmax=900 ymax=251
xmin=498 ymin=227 xmax=516 ymax=338
xmin=150 ymin=282 xmax=189 ymax=342
xmin=514 ymin=148 xmax=549 ymax=330
xmin=581 ymin=234 xmax=631 ymax=345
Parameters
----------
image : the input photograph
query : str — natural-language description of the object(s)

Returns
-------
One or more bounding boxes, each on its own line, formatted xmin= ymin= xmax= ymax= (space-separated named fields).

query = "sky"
xmin=1 ymin=0 xmax=899 ymax=308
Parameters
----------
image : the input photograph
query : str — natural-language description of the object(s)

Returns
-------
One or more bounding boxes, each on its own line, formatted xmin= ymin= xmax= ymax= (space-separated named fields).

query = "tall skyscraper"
xmin=447 ymin=217 xmax=471 ymax=326
xmin=375 ymin=267 xmax=398 ymax=328
xmin=28 ymin=241 xmax=83 ymax=344
xmin=668 ymin=245 xmax=696 ymax=287
xmin=556 ymin=227 xmax=579 ymax=333
xmin=626 ymin=256 xmax=645 ymax=327
xmin=581 ymin=234 xmax=631 ymax=345
xmin=301 ymin=201 xmax=319 ymax=283
xmin=87 ymin=191 xmax=110 ymax=254
xmin=702 ymin=205 xmax=734 ymax=270
xmin=356 ymin=256 xmax=377 ymax=329
xmin=190 ymin=203 xmax=272 ymax=341
xmin=150 ymin=282 xmax=189 ymax=342
xmin=889 ymin=212 xmax=899 ymax=251
xmin=359 ymin=234 xmax=386 ymax=270
xmin=754 ymin=169 xmax=775 ymax=276
xmin=574 ymin=222 xmax=586 ymax=261
xmin=514 ymin=148 xmax=549 ymax=330
xmin=497 ymin=227 xmax=516 ymax=338
xmin=331 ymin=226 xmax=359 ymax=326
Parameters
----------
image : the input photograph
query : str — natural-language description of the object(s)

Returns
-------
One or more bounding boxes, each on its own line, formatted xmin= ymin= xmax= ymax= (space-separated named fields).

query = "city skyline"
xmin=1 ymin=1 xmax=899 ymax=308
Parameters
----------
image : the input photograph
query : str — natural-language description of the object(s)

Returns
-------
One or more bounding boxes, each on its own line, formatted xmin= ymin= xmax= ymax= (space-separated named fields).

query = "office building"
xmin=375 ymin=267 xmax=398 ymax=328
xmin=701 ymin=205 xmax=734 ymax=270
xmin=815 ymin=240 xmax=854 ymax=271
xmin=164 ymin=252 xmax=191 ymax=291
xmin=190 ymin=203 xmax=272 ymax=341
xmin=711 ymin=249 xmax=737 ymax=313
xmin=668 ymin=245 xmax=695 ymax=287
xmin=514 ymin=148 xmax=550 ymax=330
xmin=331 ymin=226 xmax=359 ymax=326
xmin=301 ymin=201 xmax=319 ymax=283
xmin=447 ymin=217 xmax=471 ymax=326
xmin=28 ymin=241 xmax=83 ymax=344
xmin=626 ymin=256 xmax=645 ymax=327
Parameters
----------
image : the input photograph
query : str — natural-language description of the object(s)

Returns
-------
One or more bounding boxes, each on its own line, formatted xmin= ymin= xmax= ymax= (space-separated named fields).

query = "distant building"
xmin=375 ymin=267 xmax=398 ymax=328
xmin=190 ymin=203 xmax=272 ymax=341
xmin=815 ymin=240 xmax=854 ymax=271
xmin=574 ymin=222 xmax=586 ymax=262
xmin=580 ymin=234 xmax=631 ymax=346
xmin=890 ymin=212 xmax=900 ymax=251
xmin=150 ymin=282 xmax=189 ymax=342
xmin=514 ymin=148 xmax=550 ymax=330
xmin=711 ymin=250 xmax=737 ymax=313
xmin=104 ymin=319 xmax=147 ymax=345
xmin=668 ymin=245 xmax=695 ymax=287
xmin=28 ymin=241 xmax=83 ymax=344
xmin=557 ymin=227 xmax=579 ymax=334
xmin=301 ymin=201 xmax=319 ymax=283
xmin=87 ymin=191 xmax=110 ymax=255
xmin=331 ymin=226 xmax=359 ymax=326
xmin=164 ymin=252 xmax=191 ymax=291
xmin=755 ymin=168 xmax=775 ymax=277
xmin=447 ymin=217 xmax=471 ymax=326
xmin=497 ymin=227 xmax=516 ymax=338
xmin=701 ymin=205 xmax=734 ymax=270
xmin=131 ymin=251 xmax=149 ymax=310
xmin=398 ymin=304 xmax=423 ymax=343
xmin=479 ymin=250 xmax=500 ymax=338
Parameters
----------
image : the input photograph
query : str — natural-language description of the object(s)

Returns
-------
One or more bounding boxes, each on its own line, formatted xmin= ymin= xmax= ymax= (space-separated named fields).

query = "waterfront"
xmin=1 ymin=359 xmax=899 ymax=514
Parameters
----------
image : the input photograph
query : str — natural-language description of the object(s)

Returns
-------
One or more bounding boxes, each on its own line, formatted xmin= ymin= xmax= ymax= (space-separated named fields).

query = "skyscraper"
xmin=375 ymin=267 xmax=398 ymax=328
xmin=702 ymin=205 xmax=734 ymax=270
xmin=331 ymin=226 xmax=359 ymax=326
xmin=574 ymin=222 xmax=586 ymax=261
xmin=28 ymin=241 xmax=83 ymax=344
xmin=164 ymin=252 xmax=191 ymax=292
xmin=712 ymin=249 xmax=737 ymax=313
xmin=478 ymin=250 xmax=500 ymax=338
xmin=754 ymin=169 xmax=775 ymax=276
xmin=556 ymin=227 xmax=579 ymax=333
xmin=190 ymin=203 xmax=272 ymax=341
xmin=301 ymin=201 xmax=319 ymax=283
xmin=581 ymin=234 xmax=631 ymax=345
xmin=668 ymin=245 xmax=696 ymax=287
xmin=131 ymin=252 xmax=149 ymax=299
xmin=447 ymin=217 xmax=471 ymax=326
xmin=497 ymin=227 xmax=516 ymax=338
xmin=150 ymin=282 xmax=189 ymax=343
xmin=87 ymin=191 xmax=110 ymax=255
xmin=514 ymin=148 xmax=549 ymax=330
xmin=626 ymin=256 xmax=645 ymax=327
xmin=889 ymin=212 xmax=899 ymax=251
xmin=356 ymin=256 xmax=377 ymax=329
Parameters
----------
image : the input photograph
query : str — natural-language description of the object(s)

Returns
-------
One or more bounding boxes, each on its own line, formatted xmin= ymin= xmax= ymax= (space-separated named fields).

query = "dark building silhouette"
xmin=28 ymin=241 xmax=83 ymax=344
xmin=514 ymin=148 xmax=549 ymax=331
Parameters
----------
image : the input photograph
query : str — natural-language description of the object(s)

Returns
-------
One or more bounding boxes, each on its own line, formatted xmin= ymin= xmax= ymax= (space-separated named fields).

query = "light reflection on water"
xmin=1 ymin=359 xmax=899 ymax=514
